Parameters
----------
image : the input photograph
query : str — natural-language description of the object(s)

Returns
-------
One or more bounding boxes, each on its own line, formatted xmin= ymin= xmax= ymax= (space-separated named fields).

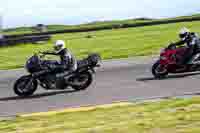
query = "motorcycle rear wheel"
xmin=71 ymin=71 xmax=93 ymax=91
xmin=14 ymin=75 xmax=38 ymax=97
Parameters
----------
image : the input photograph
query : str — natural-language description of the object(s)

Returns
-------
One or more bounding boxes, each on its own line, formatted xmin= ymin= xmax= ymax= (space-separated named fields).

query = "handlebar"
xmin=37 ymin=51 xmax=46 ymax=58
xmin=38 ymin=51 xmax=45 ymax=54
xmin=167 ymin=43 xmax=176 ymax=49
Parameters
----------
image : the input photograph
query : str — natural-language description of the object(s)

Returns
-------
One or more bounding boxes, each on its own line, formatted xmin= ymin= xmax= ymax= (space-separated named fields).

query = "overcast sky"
xmin=0 ymin=0 xmax=200 ymax=28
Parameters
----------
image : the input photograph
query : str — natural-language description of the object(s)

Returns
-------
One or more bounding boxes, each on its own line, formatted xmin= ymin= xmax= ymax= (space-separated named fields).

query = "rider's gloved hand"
xmin=41 ymin=51 xmax=47 ymax=55
xmin=168 ymin=43 xmax=175 ymax=49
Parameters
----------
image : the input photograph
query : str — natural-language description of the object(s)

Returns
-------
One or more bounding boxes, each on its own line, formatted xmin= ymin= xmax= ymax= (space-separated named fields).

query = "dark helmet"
xmin=179 ymin=27 xmax=190 ymax=41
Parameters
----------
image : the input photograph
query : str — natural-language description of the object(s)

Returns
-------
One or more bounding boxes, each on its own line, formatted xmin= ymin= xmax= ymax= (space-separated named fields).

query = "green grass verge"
xmin=1 ymin=97 xmax=200 ymax=133
xmin=0 ymin=21 xmax=200 ymax=69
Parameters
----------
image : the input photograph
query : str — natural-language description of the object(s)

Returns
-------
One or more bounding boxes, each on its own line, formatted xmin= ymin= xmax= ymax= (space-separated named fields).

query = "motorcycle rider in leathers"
xmin=42 ymin=40 xmax=77 ymax=73
xmin=171 ymin=27 xmax=200 ymax=65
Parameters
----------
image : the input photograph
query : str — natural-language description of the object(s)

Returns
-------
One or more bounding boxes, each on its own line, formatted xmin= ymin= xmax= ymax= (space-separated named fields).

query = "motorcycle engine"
xmin=55 ymin=77 xmax=67 ymax=89
xmin=39 ymin=74 xmax=56 ymax=89
xmin=40 ymin=74 xmax=67 ymax=90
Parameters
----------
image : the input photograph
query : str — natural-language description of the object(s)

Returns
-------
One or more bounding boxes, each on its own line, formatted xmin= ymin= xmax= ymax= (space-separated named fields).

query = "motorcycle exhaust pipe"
xmin=66 ymin=81 xmax=83 ymax=86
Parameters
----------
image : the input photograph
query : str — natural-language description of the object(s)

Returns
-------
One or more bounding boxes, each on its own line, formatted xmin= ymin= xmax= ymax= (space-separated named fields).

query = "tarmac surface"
xmin=0 ymin=57 xmax=200 ymax=117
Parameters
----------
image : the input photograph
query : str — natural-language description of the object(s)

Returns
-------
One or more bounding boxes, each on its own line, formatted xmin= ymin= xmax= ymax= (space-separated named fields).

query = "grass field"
xmin=0 ymin=21 xmax=200 ymax=69
xmin=0 ymin=97 xmax=200 ymax=133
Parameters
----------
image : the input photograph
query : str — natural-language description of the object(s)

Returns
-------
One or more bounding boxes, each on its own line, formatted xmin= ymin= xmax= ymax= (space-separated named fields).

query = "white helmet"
xmin=179 ymin=27 xmax=190 ymax=40
xmin=54 ymin=40 xmax=65 ymax=52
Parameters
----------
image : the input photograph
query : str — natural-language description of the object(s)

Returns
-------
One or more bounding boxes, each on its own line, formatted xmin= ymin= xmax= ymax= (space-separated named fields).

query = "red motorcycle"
xmin=152 ymin=43 xmax=200 ymax=78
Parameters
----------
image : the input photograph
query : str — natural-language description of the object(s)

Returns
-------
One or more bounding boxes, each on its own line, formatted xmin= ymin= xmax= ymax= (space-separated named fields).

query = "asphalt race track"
xmin=0 ymin=57 xmax=200 ymax=117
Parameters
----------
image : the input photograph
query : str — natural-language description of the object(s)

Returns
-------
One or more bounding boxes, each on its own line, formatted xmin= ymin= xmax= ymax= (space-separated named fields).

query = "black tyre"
xmin=152 ymin=61 xmax=168 ymax=79
xmin=13 ymin=75 xmax=38 ymax=97
xmin=71 ymin=71 xmax=93 ymax=91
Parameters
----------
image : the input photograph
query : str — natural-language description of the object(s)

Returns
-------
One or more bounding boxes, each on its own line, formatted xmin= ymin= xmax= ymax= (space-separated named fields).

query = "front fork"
xmin=157 ymin=60 xmax=168 ymax=71
xmin=23 ymin=76 xmax=35 ymax=91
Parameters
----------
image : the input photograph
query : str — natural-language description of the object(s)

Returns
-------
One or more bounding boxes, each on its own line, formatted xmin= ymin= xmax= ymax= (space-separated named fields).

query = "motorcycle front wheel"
xmin=152 ymin=61 xmax=168 ymax=79
xmin=71 ymin=71 xmax=93 ymax=91
xmin=13 ymin=75 xmax=38 ymax=97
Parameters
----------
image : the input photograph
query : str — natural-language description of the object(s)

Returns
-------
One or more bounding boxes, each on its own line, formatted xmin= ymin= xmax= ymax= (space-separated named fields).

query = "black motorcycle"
xmin=13 ymin=52 xmax=101 ymax=97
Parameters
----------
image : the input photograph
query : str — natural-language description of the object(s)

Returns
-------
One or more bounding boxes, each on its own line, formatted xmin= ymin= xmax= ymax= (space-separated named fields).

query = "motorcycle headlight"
xmin=160 ymin=48 xmax=166 ymax=53
xmin=25 ymin=60 xmax=30 ymax=72
xmin=160 ymin=56 xmax=167 ymax=60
